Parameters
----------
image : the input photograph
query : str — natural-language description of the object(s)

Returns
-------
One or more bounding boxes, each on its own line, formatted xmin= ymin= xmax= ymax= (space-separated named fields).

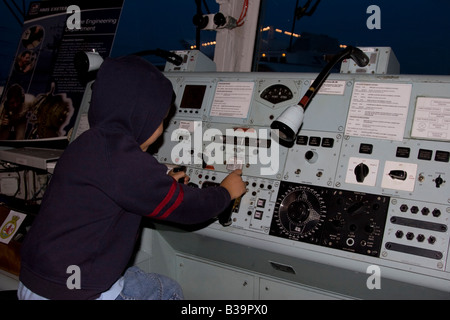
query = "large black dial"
xmin=271 ymin=185 xmax=326 ymax=241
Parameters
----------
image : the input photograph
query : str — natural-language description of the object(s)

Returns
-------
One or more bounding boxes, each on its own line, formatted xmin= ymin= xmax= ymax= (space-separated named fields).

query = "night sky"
xmin=260 ymin=0 xmax=450 ymax=74
xmin=1 ymin=0 xmax=450 ymax=86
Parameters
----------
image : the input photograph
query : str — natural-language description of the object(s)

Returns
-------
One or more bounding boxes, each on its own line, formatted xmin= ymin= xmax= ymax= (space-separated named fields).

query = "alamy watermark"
xmin=367 ymin=5 xmax=381 ymax=30
xmin=170 ymin=122 xmax=280 ymax=176
xmin=366 ymin=265 xmax=381 ymax=290
xmin=66 ymin=5 xmax=81 ymax=30
xmin=66 ymin=265 xmax=81 ymax=290
xmin=67 ymin=4 xmax=382 ymax=39
xmin=65 ymin=263 xmax=382 ymax=292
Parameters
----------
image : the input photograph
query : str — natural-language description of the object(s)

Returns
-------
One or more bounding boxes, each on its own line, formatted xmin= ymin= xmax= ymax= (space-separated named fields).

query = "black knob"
xmin=432 ymin=209 xmax=441 ymax=217
xmin=428 ymin=236 xmax=436 ymax=244
xmin=354 ymin=163 xmax=369 ymax=183
xmin=410 ymin=206 xmax=419 ymax=214
xmin=305 ymin=150 xmax=318 ymax=163
xmin=435 ymin=175 xmax=444 ymax=188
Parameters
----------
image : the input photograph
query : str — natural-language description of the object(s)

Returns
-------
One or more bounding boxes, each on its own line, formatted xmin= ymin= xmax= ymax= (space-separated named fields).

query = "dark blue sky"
xmin=1 ymin=0 xmax=450 ymax=85
xmin=261 ymin=0 xmax=450 ymax=74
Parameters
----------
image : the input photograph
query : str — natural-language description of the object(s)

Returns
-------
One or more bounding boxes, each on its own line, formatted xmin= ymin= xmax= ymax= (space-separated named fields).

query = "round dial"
xmin=260 ymin=84 xmax=294 ymax=104
xmin=273 ymin=185 xmax=326 ymax=240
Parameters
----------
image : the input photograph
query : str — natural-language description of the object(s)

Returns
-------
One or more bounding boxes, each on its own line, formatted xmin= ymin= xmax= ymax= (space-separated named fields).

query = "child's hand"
xmin=168 ymin=166 xmax=190 ymax=184
xmin=220 ymin=169 xmax=247 ymax=200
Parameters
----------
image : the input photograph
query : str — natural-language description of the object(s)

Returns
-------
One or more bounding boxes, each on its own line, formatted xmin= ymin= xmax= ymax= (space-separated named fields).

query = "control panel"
xmin=153 ymin=71 xmax=450 ymax=296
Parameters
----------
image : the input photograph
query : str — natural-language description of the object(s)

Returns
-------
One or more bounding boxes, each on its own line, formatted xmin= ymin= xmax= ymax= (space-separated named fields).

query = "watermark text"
xmin=367 ymin=5 xmax=381 ymax=30
xmin=170 ymin=122 xmax=280 ymax=176
xmin=366 ymin=265 xmax=381 ymax=290
xmin=66 ymin=265 xmax=81 ymax=290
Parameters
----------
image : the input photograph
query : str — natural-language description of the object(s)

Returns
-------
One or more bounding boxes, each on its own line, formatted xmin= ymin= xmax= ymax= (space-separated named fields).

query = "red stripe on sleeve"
xmin=148 ymin=180 xmax=177 ymax=217
xmin=158 ymin=184 xmax=184 ymax=220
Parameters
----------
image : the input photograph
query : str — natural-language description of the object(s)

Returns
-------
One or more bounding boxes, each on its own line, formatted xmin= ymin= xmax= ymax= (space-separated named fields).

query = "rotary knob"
xmin=305 ymin=150 xmax=318 ymax=164
xmin=354 ymin=163 xmax=369 ymax=183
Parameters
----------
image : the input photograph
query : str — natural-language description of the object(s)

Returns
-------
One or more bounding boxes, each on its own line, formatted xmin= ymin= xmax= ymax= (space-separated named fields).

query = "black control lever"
xmin=202 ymin=180 xmax=240 ymax=227
xmin=298 ymin=46 xmax=369 ymax=111
xmin=218 ymin=197 xmax=241 ymax=227
xmin=271 ymin=46 xmax=369 ymax=148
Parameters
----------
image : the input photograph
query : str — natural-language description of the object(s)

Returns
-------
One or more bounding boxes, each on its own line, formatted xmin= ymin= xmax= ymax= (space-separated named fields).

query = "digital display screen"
xmin=180 ymin=85 xmax=207 ymax=109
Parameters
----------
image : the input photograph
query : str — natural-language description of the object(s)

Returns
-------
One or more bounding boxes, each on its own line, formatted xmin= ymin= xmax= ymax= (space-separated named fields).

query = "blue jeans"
xmin=115 ymin=266 xmax=184 ymax=300
xmin=18 ymin=266 xmax=183 ymax=300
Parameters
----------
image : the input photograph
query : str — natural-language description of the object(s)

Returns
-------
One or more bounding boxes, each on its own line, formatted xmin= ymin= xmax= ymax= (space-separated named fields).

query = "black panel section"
xmin=270 ymin=182 xmax=390 ymax=257
xmin=390 ymin=216 xmax=447 ymax=232
xmin=385 ymin=242 xmax=443 ymax=260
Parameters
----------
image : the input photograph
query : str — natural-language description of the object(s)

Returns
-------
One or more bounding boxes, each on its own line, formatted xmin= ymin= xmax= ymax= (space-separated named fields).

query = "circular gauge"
xmin=260 ymin=84 xmax=294 ymax=104
xmin=273 ymin=185 xmax=326 ymax=240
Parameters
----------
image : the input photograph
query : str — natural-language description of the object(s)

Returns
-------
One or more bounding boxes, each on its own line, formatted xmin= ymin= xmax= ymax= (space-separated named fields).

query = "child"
xmin=18 ymin=55 xmax=247 ymax=300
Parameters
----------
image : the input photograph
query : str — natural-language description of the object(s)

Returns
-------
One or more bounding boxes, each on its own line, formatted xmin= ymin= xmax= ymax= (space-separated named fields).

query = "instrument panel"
xmin=153 ymin=71 xmax=450 ymax=298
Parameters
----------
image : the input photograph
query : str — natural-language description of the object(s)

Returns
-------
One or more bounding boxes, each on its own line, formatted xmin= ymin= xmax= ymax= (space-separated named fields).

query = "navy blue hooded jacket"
xmin=19 ymin=56 xmax=231 ymax=300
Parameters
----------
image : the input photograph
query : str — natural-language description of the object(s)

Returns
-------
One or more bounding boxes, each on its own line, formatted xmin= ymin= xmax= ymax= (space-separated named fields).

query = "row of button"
xmin=178 ymin=109 xmax=200 ymax=114
xmin=395 ymin=230 xmax=437 ymax=244
xmin=296 ymin=135 xmax=334 ymax=148
xmin=359 ymin=143 xmax=449 ymax=163
xmin=399 ymin=204 xmax=441 ymax=217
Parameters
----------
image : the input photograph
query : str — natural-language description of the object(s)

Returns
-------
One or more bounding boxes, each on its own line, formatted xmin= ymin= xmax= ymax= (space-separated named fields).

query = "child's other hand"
xmin=168 ymin=167 xmax=190 ymax=184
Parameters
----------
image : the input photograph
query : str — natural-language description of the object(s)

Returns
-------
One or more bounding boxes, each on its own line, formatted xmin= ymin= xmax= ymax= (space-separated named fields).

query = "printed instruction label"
xmin=411 ymin=97 xmax=450 ymax=141
xmin=345 ymin=82 xmax=412 ymax=141
xmin=312 ymin=80 xmax=347 ymax=95
xmin=210 ymin=82 xmax=254 ymax=118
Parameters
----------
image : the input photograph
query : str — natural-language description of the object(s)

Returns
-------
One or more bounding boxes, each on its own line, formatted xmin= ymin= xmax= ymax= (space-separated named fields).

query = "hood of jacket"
xmin=88 ymin=55 xmax=173 ymax=145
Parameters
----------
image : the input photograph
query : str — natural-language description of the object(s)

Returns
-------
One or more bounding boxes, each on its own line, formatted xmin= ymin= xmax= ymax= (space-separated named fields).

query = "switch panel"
xmin=151 ymin=71 xmax=450 ymax=296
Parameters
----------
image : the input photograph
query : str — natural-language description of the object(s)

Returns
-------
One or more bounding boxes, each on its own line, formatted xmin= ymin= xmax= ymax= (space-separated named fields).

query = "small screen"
xmin=180 ymin=85 xmax=207 ymax=109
